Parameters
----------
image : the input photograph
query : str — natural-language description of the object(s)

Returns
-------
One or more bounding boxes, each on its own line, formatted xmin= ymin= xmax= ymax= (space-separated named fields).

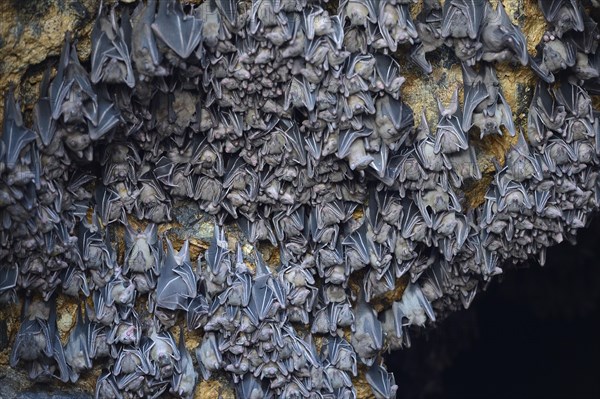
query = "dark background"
xmin=386 ymin=217 xmax=600 ymax=399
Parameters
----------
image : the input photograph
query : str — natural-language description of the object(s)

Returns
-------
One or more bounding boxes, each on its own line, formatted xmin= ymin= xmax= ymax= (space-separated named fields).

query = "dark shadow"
xmin=386 ymin=217 xmax=600 ymax=399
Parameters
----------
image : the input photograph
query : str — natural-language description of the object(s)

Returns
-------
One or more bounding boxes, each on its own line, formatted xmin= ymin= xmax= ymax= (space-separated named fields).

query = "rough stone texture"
xmin=0 ymin=367 xmax=92 ymax=399
xmin=0 ymin=0 xmax=100 ymax=123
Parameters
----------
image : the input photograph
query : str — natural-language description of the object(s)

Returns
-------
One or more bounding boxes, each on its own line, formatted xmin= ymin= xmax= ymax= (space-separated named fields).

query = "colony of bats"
xmin=1 ymin=0 xmax=600 ymax=398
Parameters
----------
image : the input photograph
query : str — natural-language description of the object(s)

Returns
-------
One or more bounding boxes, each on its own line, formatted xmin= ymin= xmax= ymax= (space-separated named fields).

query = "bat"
xmin=151 ymin=0 xmax=203 ymax=59
xmin=186 ymin=292 xmax=209 ymax=331
xmin=339 ymin=0 xmax=377 ymax=28
xmin=435 ymin=89 xmax=468 ymax=154
xmin=60 ymin=266 xmax=91 ymax=297
xmin=95 ymin=370 xmax=123 ymax=399
xmin=538 ymin=0 xmax=584 ymax=37
xmin=64 ymin=302 xmax=92 ymax=382
xmin=303 ymin=5 xmax=333 ymax=40
xmin=350 ymin=291 xmax=383 ymax=366
xmin=91 ymin=4 xmax=135 ymax=87
xmin=131 ymin=0 xmax=168 ymax=77
xmin=171 ymin=327 xmax=197 ymax=399
xmin=378 ymin=2 xmax=418 ymax=51
xmin=10 ymin=296 xmax=70 ymax=382
xmin=195 ymin=332 xmax=222 ymax=380
xmin=374 ymin=54 xmax=405 ymax=99
xmin=342 ymin=223 xmax=370 ymax=266
xmin=441 ymin=0 xmax=485 ymax=39
xmin=155 ymin=238 xmax=197 ymax=311
xmin=88 ymin=88 xmax=121 ymax=141
xmin=113 ymin=345 xmax=150 ymax=376
xmin=236 ymin=373 xmax=268 ymax=399
xmin=529 ymin=37 xmax=577 ymax=83
xmin=95 ymin=185 xmax=124 ymax=226
xmin=0 ymin=265 xmax=17 ymax=303
xmin=205 ymin=225 xmax=230 ymax=276
xmin=366 ymin=363 xmax=398 ymax=399
xmin=412 ymin=0 xmax=444 ymax=73
xmin=33 ymin=68 xmax=57 ymax=146
xmin=124 ymin=219 xmax=159 ymax=275
xmin=480 ymin=1 xmax=528 ymax=65
xmin=2 ymin=88 xmax=36 ymax=170
xmin=144 ymin=321 xmax=181 ymax=379
xmin=462 ymin=63 xmax=516 ymax=137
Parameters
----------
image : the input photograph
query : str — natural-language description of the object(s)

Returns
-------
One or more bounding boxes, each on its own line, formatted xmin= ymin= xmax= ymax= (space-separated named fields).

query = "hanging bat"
xmin=435 ymin=88 xmax=468 ymax=153
xmin=88 ymin=88 xmax=121 ymax=141
xmin=33 ymin=68 xmax=57 ymax=146
xmin=366 ymin=363 xmax=398 ymax=399
xmin=91 ymin=4 xmax=135 ymax=87
xmin=124 ymin=219 xmax=160 ymax=275
xmin=350 ymin=290 xmax=383 ymax=366
xmin=538 ymin=0 xmax=584 ymax=37
xmin=441 ymin=0 xmax=485 ymax=39
xmin=64 ymin=302 xmax=92 ymax=382
xmin=151 ymin=0 xmax=203 ymax=59
xmin=10 ymin=296 xmax=70 ymax=382
xmin=2 ymin=87 xmax=36 ymax=170
xmin=196 ymin=332 xmax=223 ymax=380
xmin=131 ymin=0 xmax=168 ymax=77
xmin=411 ymin=0 xmax=444 ymax=73
xmin=462 ymin=63 xmax=515 ymax=137
xmin=60 ymin=265 xmax=91 ymax=297
xmin=171 ymin=327 xmax=197 ymax=399
xmin=155 ymin=238 xmax=197 ymax=311
xmin=342 ymin=222 xmax=370 ymax=270
xmin=95 ymin=370 xmax=123 ymax=399
xmin=480 ymin=1 xmax=528 ymax=65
